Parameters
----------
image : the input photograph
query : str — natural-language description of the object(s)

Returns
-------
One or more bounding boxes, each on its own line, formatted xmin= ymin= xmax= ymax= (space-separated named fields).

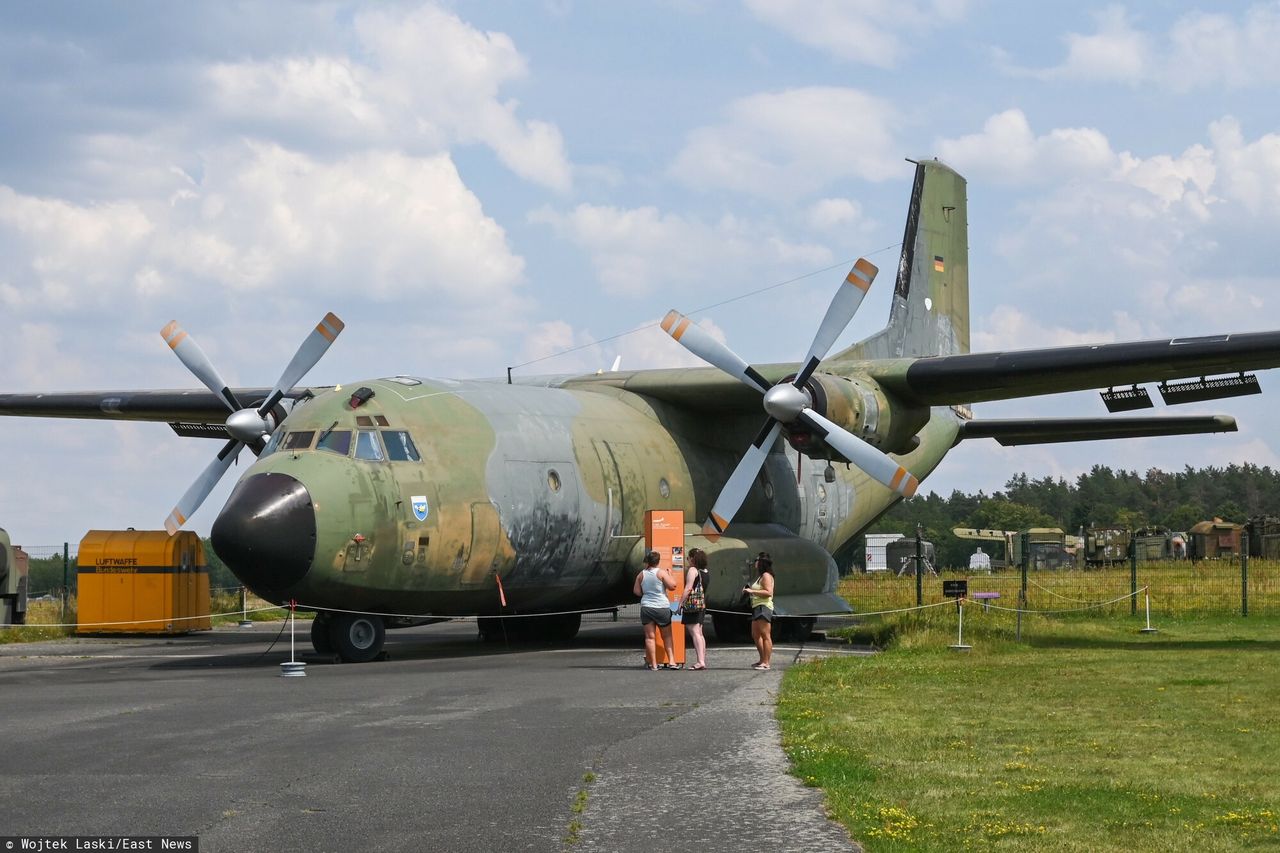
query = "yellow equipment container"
xmin=77 ymin=530 xmax=211 ymax=634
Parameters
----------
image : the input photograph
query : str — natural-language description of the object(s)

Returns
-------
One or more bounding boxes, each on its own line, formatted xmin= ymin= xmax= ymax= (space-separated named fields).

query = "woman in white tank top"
xmin=632 ymin=549 xmax=677 ymax=670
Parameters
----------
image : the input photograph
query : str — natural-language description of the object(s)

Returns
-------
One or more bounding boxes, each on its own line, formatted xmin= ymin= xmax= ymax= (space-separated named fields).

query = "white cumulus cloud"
xmin=670 ymin=87 xmax=902 ymax=197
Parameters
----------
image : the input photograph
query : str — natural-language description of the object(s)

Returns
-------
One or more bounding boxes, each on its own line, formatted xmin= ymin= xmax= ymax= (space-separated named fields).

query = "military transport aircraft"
xmin=4 ymin=158 xmax=1279 ymax=662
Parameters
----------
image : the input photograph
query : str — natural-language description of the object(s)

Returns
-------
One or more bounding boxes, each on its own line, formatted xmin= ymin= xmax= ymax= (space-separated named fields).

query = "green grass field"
xmin=779 ymin=615 xmax=1280 ymax=851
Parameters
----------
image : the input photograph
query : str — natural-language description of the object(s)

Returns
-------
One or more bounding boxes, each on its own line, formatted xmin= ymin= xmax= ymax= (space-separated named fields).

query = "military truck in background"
xmin=1246 ymin=516 xmax=1280 ymax=559
xmin=1083 ymin=526 xmax=1131 ymax=566
xmin=953 ymin=527 xmax=1076 ymax=571
xmin=1 ymin=527 xmax=30 ymax=625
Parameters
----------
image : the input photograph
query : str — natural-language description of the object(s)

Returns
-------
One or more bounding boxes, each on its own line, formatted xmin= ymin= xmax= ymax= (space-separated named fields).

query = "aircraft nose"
xmin=211 ymin=472 xmax=317 ymax=595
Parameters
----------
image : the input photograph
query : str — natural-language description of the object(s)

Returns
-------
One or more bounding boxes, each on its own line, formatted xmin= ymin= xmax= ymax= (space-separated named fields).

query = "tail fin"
xmin=840 ymin=159 xmax=969 ymax=360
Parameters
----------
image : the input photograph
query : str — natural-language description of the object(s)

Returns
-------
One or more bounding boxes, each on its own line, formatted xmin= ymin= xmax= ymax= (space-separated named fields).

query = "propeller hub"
xmin=763 ymin=383 xmax=808 ymax=422
xmin=226 ymin=408 xmax=270 ymax=443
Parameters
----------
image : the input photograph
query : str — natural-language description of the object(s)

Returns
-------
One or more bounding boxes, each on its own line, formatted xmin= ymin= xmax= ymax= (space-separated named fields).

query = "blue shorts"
xmin=751 ymin=605 xmax=774 ymax=623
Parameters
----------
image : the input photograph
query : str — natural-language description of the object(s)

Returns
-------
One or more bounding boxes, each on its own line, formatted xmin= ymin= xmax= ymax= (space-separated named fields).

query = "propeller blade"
xmin=701 ymin=419 xmax=784 ymax=540
xmin=256 ymin=312 xmax=345 ymax=418
xmin=794 ymin=258 xmax=878 ymax=388
xmin=164 ymin=439 xmax=243 ymax=534
xmin=661 ymin=310 xmax=771 ymax=394
xmin=800 ymin=409 xmax=918 ymax=498
xmin=160 ymin=321 xmax=243 ymax=413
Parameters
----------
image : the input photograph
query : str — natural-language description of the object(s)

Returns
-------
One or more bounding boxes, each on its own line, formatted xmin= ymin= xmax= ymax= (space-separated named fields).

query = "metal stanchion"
xmin=279 ymin=599 xmax=306 ymax=677
xmin=1139 ymin=592 xmax=1158 ymax=634
xmin=948 ymin=599 xmax=972 ymax=651
xmin=238 ymin=586 xmax=253 ymax=628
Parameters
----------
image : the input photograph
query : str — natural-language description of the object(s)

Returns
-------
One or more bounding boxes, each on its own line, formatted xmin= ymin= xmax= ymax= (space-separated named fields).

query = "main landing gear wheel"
xmin=711 ymin=612 xmax=751 ymax=643
xmin=310 ymin=612 xmax=334 ymax=655
xmin=328 ymin=613 xmax=386 ymax=663
xmin=478 ymin=612 xmax=582 ymax=643
xmin=775 ymin=617 xmax=816 ymax=643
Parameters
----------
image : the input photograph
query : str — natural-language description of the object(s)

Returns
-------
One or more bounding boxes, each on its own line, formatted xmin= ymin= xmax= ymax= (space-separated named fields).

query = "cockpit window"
xmin=282 ymin=431 xmax=315 ymax=451
xmin=317 ymin=430 xmax=353 ymax=456
xmin=383 ymin=430 xmax=421 ymax=462
xmin=354 ymin=430 xmax=385 ymax=461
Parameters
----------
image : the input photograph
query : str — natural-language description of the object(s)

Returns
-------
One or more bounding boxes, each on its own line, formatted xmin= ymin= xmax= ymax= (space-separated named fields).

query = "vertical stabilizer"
xmin=840 ymin=159 xmax=969 ymax=360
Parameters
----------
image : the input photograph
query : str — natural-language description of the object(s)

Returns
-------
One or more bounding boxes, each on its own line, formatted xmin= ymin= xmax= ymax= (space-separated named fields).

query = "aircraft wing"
xmin=0 ymin=387 xmax=321 ymax=436
xmin=956 ymin=415 xmax=1237 ymax=446
xmin=557 ymin=363 xmax=796 ymax=413
xmin=867 ymin=331 xmax=1280 ymax=405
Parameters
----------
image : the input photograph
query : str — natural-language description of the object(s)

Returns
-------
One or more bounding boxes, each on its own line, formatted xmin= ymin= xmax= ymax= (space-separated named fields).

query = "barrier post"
xmin=61 ymin=542 xmax=69 ymax=625
xmin=1129 ymin=537 xmax=1137 ymax=616
xmin=915 ymin=524 xmax=923 ymax=608
xmin=280 ymin=599 xmax=306 ymax=677
xmin=948 ymin=599 xmax=972 ymax=651
xmin=1139 ymin=592 xmax=1158 ymax=634
xmin=1241 ymin=533 xmax=1249 ymax=618
xmin=1017 ymin=532 xmax=1028 ymax=641
xmin=238 ymin=586 xmax=253 ymax=627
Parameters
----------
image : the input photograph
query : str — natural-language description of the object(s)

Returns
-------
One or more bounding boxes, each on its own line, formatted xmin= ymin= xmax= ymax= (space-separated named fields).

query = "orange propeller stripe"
xmin=660 ymin=310 xmax=681 ymax=334
xmin=709 ymin=511 xmax=728 ymax=532
xmin=671 ymin=317 xmax=692 ymax=341
xmin=847 ymin=258 xmax=877 ymax=291
xmin=161 ymin=321 xmax=186 ymax=349
xmin=903 ymin=475 xmax=919 ymax=498
xmin=889 ymin=468 xmax=906 ymax=490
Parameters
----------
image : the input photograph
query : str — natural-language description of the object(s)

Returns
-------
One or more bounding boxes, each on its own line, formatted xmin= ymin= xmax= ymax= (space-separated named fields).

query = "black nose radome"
xmin=211 ymin=472 xmax=316 ymax=595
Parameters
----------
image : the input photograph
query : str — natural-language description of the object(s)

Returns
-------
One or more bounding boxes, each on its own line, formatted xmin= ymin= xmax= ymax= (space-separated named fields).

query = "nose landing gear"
xmin=311 ymin=611 xmax=386 ymax=662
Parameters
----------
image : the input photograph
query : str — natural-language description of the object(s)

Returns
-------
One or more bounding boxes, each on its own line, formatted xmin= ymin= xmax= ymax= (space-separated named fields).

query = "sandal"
xmin=690 ymin=663 xmax=707 ymax=670
xmin=752 ymin=663 xmax=771 ymax=670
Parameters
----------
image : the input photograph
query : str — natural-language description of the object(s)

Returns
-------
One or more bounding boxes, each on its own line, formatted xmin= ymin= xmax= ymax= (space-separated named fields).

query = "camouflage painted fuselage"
xmin=221 ymin=373 xmax=959 ymax=617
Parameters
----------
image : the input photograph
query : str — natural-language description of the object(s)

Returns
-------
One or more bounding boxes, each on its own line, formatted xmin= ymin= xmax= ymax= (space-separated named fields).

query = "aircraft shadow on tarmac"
xmin=145 ymin=614 xmax=681 ymax=670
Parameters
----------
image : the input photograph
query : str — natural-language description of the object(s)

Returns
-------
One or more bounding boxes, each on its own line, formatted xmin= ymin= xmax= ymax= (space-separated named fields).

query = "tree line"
xmin=857 ymin=463 xmax=1280 ymax=570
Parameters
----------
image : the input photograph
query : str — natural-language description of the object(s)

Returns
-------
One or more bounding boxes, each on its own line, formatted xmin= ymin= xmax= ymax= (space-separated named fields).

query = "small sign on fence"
xmin=943 ymin=579 xmax=968 ymax=599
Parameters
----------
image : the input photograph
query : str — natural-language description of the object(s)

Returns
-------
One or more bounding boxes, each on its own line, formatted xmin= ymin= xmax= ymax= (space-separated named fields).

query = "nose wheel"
xmin=310 ymin=613 xmax=335 ymax=655
xmin=324 ymin=612 xmax=386 ymax=662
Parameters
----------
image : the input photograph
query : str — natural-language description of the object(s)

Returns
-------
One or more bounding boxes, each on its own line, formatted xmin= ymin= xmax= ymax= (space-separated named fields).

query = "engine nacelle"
xmin=784 ymin=373 xmax=927 ymax=460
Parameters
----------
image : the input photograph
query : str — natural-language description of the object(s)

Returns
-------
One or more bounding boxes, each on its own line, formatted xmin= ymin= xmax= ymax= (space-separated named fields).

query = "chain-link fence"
xmin=841 ymin=558 xmax=1276 ymax=618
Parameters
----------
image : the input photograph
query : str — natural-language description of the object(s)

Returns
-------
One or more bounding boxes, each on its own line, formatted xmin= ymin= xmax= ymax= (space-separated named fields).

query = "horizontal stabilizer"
xmin=956 ymin=415 xmax=1236 ymax=446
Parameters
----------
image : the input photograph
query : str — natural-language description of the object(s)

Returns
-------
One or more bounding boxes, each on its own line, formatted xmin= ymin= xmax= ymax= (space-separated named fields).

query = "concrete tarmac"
xmin=0 ymin=610 xmax=866 ymax=852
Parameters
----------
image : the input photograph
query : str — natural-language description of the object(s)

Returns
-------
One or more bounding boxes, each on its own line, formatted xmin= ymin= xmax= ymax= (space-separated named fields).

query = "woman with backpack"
xmin=680 ymin=548 xmax=710 ymax=670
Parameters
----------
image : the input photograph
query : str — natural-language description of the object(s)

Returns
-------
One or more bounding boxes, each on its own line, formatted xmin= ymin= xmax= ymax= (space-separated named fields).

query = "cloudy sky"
xmin=3 ymin=1 xmax=1280 ymax=548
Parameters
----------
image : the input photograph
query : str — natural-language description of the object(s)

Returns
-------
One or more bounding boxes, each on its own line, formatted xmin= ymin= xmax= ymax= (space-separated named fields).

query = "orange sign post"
xmin=644 ymin=509 xmax=686 ymax=666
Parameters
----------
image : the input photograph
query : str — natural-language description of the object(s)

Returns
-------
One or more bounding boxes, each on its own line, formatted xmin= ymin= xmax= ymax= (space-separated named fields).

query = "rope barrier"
xmin=969 ymin=586 xmax=1148 ymax=616
xmin=4 ymin=585 xmax=1154 ymax=633
xmin=0 ymin=605 xmax=284 ymax=631
xmin=1028 ymin=578 xmax=1100 ymax=604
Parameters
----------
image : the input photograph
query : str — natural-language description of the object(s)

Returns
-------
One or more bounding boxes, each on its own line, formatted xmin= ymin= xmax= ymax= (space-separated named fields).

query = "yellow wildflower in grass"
xmin=861 ymin=804 xmax=922 ymax=841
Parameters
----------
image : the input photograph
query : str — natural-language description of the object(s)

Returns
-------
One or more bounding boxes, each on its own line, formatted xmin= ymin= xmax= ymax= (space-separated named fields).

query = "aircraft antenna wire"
xmin=508 ymin=242 xmax=901 ymax=372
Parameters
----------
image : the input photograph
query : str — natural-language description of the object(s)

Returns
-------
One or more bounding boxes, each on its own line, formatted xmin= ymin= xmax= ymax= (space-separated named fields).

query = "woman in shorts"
xmin=743 ymin=552 xmax=775 ymax=670
xmin=680 ymin=548 xmax=710 ymax=670
xmin=633 ymin=549 xmax=677 ymax=670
